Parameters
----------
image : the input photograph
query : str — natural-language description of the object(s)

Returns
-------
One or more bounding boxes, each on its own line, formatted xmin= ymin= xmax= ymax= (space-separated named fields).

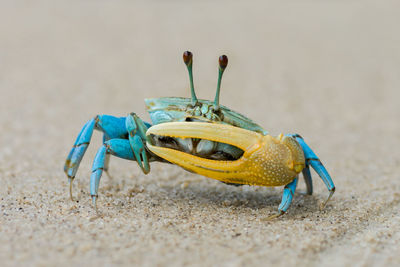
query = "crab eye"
xmin=183 ymin=51 xmax=193 ymax=65
xmin=182 ymin=50 xmax=198 ymax=105
xmin=214 ymin=54 xmax=228 ymax=109
xmin=219 ymin=55 xmax=228 ymax=70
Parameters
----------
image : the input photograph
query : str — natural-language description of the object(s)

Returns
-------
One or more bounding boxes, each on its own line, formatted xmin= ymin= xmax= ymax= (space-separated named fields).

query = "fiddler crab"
xmin=64 ymin=51 xmax=335 ymax=219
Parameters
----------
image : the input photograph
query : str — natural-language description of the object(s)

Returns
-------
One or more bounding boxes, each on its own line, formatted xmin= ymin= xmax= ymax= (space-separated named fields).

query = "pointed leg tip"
xmin=320 ymin=189 xmax=335 ymax=211
xmin=264 ymin=211 xmax=285 ymax=221
xmin=91 ymin=195 xmax=98 ymax=213
xmin=68 ymin=177 xmax=74 ymax=202
xmin=319 ymin=200 xmax=330 ymax=211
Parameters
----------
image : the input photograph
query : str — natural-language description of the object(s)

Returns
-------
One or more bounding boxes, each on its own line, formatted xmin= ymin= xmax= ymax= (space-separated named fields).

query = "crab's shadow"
xmin=139 ymin=180 xmax=321 ymax=218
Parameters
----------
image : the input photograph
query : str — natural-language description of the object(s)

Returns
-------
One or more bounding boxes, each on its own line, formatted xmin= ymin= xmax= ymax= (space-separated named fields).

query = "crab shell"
xmin=145 ymin=97 xmax=306 ymax=187
xmin=145 ymin=97 xmax=267 ymax=133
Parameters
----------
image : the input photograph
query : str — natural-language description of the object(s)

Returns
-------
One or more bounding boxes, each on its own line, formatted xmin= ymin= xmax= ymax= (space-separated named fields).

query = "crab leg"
xmin=102 ymin=135 xmax=111 ymax=175
xmin=289 ymin=134 xmax=336 ymax=209
xmin=268 ymin=177 xmax=299 ymax=219
xmin=64 ymin=118 xmax=96 ymax=180
xmin=64 ymin=114 xmax=153 ymax=202
xmin=301 ymin=164 xmax=313 ymax=195
xmin=90 ymin=139 xmax=135 ymax=211
xmin=65 ymin=118 xmax=97 ymax=200
xmin=64 ymin=115 xmax=127 ymax=200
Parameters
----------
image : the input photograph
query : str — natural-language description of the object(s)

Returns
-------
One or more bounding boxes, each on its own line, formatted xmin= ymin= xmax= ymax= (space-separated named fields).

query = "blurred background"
xmin=1 ymin=1 xmax=399 ymax=266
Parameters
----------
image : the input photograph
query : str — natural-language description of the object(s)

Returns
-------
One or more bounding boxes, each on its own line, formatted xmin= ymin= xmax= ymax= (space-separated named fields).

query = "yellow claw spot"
xmin=294 ymin=164 xmax=304 ymax=173
xmin=288 ymin=161 xmax=294 ymax=170
xmin=146 ymin=122 xmax=305 ymax=187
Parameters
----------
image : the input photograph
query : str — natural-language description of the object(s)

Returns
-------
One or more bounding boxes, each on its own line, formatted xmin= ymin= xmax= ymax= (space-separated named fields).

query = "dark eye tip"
xmin=183 ymin=51 xmax=193 ymax=65
xmin=219 ymin=55 xmax=228 ymax=70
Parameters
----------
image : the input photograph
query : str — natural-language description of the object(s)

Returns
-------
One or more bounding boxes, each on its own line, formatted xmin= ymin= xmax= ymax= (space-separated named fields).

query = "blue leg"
xmin=64 ymin=120 xmax=90 ymax=174
xmin=268 ymin=177 xmax=299 ymax=219
xmin=64 ymin=118 xmax=96 ymax=200
xmin=302 ymin=164 xmax=313 ymax=195
xmin=103 ymin=154 xmax=111 ymax=174
xmin=65 ymin=119 xmax=95 ymax=178
xmin=64 ymin=115 xmax=127 ymax=200
xmin=102 ymin=135 xmax=112 ymax=177
xmin=90 ymin=139 xmax=138 ymax=211
xmin=290 ymin=134 xmax=336 ymax=209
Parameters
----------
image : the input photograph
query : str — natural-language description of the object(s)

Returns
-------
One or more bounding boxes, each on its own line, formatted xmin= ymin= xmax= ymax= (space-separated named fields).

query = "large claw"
xmin=146 ymin=122 xmax=305 ymax=187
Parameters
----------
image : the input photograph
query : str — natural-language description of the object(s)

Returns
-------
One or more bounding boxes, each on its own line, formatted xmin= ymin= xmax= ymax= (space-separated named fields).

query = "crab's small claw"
xmin=146 ymin=122 xmax=305 ymax=187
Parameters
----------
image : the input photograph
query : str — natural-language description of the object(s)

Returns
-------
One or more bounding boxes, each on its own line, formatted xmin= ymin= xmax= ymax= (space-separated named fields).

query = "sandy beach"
xmin=1 ymin=1 xmax=400 ymax=266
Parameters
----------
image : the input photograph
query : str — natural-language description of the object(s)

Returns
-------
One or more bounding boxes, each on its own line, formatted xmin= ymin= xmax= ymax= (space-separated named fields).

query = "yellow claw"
xmin=146 ymin=122 xmax=305 ymax=187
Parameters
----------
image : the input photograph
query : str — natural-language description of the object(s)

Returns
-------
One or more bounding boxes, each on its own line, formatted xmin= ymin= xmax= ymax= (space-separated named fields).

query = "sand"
xmin=1 ymin=1 xmax=400 ymax=266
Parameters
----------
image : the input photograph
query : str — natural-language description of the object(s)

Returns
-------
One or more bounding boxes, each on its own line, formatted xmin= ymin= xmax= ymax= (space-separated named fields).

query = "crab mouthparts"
xmin=146 ymin=122 xmax=265 ymax=183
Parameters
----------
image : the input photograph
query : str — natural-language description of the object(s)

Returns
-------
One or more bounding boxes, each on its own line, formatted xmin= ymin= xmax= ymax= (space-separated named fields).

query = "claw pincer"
xmin=146 ymin=122 xmax=305 ymax=187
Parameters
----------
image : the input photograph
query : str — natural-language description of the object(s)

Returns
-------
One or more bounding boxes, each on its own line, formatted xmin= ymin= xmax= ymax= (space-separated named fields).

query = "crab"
xmin=64 ymin=51 xmax=335 ymax=218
